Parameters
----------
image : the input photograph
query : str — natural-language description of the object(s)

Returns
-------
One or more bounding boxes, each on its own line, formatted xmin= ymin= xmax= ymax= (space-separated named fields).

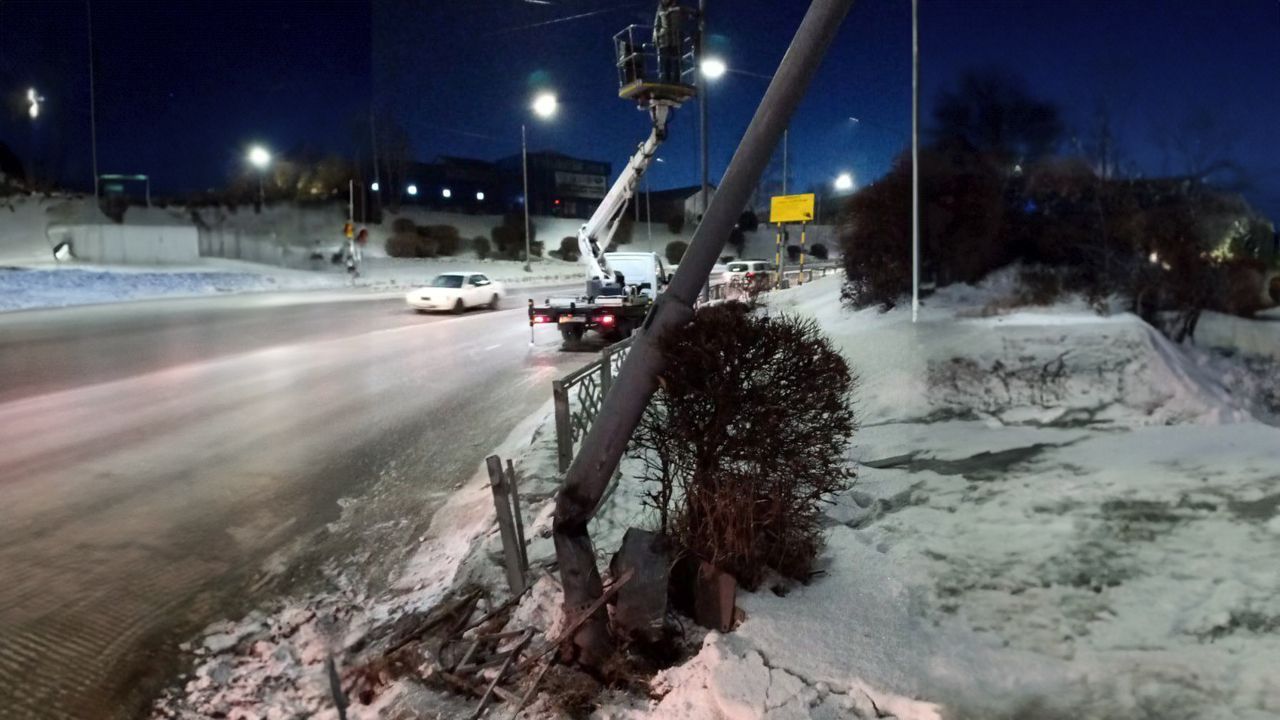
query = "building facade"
xmin=397 ymin=152 xmax=611 ymax=220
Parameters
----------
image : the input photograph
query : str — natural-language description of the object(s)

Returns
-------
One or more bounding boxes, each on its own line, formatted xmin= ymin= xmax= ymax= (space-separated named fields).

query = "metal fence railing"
xmin=552 ymin=336 xmax=635 ymax=472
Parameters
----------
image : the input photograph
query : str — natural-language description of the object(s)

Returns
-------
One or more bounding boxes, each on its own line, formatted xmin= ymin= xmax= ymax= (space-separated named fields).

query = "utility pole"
xmin=698 ymin=0 xmax=709 ymax=216
xmin=782 ymin=127 xmax=789 ymax=195
xmin=87 ymin=0 xmax=99 ymax=200
xmin=698 ymin=0 xmax=710 ymax=301
xmin=911 ymin=0 xmax=920 ymax=323
xmin=552 ymin=0 xmax=855 ymax=668
xmin=370 ymin=109 xmax=381 ymax=218
xmin=522 ymin=123 xmax=532 ymax=272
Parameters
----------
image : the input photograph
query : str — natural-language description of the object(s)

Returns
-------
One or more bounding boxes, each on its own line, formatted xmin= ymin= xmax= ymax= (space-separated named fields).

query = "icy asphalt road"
xmin=0 ymin=286 xmax=591 ymax=719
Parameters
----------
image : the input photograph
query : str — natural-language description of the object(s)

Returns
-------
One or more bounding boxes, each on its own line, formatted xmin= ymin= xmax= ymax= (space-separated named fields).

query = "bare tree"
xmin=931 ymin=68 xmax=1064 ymax=168
xmin=1154 ymin=105 xmax=1250 ymax=190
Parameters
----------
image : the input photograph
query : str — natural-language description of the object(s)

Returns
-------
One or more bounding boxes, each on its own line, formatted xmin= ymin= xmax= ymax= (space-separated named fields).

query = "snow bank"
xmin=0 ymin=256 xmax=585 ymax=314
xmin=1195 ymin=310 xmax=1280 ymax=361
xmin=0 ymin=263 xmax=341 ymax=312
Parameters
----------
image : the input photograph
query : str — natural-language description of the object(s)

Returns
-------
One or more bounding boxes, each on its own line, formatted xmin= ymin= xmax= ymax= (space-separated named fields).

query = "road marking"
xmin=484 ymin=344 xmax=502 ymax=351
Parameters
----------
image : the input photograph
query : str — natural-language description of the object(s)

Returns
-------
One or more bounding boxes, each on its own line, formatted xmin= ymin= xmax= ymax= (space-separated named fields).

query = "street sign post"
xmin=770 ymin=193 xmax=814 ymax=286
xmin=769 ymin=192 xmax=815 ymax=224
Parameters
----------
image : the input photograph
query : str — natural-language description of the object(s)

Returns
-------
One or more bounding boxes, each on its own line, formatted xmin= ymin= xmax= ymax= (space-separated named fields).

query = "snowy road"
xmin=0 ymin=287 xmax=591 ymax=719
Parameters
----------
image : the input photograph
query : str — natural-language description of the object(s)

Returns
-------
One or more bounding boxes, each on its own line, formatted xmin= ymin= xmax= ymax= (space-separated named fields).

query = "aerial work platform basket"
xmin=613 ymin=24 xmax=697 ymax=106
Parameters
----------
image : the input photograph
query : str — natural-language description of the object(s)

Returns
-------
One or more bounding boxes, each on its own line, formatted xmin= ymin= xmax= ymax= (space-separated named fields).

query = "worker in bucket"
xmin=653 ymin=0 xmax=687 ymax=84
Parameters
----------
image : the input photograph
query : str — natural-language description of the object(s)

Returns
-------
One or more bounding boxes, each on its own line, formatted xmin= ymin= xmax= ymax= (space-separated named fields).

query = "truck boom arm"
xmin=577 ymin=104 xmax=672 ymax=288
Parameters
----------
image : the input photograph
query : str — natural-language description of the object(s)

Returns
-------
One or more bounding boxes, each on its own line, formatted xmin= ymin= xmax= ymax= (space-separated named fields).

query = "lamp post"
xmin=911 ymin=0 xmax=920 ymax=323
xmin=247 ymin=145 xmax=271 ymax=206
xmin=524 ymin=91 xmax=558 ymax=272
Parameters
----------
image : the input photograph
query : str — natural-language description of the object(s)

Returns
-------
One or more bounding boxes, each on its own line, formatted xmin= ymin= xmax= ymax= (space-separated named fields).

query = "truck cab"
xmin=599 ymin=251 xmax=671 ymax=299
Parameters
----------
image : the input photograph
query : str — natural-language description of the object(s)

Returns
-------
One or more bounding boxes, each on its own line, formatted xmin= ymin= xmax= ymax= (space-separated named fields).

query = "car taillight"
xmin=599 ymin=314 xmax=616 ymax=325
xmin=532 ymin=315 xmax=550 ymax=324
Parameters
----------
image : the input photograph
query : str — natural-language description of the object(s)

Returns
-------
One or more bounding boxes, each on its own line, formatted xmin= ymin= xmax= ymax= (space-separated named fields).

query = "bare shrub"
xmin=1010 ymin=266 xmax=1064 ymax=307
xmin=426 ymin=225 xmax=461 ymax=256
xmin=558 ymin=236 xmax=580 ymax=261
xmin=385 ymin=234 xmax=417 ymax=258
xmin=666 ymin=213 xmax=684 ymax=234
xmin=634 ymin=303 xmax=858 ymax=588
xmin=471 ymin=236 xmax=491 ymax=260
xmin=664 ymin=240 xmax=688 ymax=265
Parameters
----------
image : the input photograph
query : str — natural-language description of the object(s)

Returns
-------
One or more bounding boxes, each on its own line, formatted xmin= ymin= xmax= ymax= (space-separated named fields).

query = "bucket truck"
xmin=529 ymin=23 xmax=697 ymax=344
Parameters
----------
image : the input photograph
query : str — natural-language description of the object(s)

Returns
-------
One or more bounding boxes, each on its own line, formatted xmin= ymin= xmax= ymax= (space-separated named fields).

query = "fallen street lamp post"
xmin=551 ymin=0 xmax=856 ymax=669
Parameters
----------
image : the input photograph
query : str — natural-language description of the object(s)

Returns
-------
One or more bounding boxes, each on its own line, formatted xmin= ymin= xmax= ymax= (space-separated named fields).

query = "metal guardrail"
xmin=552 ymin=336 xmax=635 ymax=472
xmin=702 ymin=263 xmax=840 ymax=303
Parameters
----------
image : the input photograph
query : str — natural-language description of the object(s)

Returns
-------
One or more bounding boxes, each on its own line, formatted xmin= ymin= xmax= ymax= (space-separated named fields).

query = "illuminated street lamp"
xmin=834 ymin=172 xmax=855 ymax=192
xmin=531 ymin=92 xmax=558 ymax=119
xmin=523 ymin=91 xmax=558 ymax=271
xmin=247 ymin=145 xmax=271 ymax=205
xmin=26 ymin=88 xmax=44 ymax=120
xmin=699 ymin=57 xmax=727 ymax=80
xmin=406 ymin=184 xmax=418 ymax=196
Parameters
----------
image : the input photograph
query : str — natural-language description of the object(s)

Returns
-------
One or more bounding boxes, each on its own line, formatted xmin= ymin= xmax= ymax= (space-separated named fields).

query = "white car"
xmin=724 ymin=260 xmax=773 ymax=287
xmin=405 ymin=272 xmax=505 ymax=313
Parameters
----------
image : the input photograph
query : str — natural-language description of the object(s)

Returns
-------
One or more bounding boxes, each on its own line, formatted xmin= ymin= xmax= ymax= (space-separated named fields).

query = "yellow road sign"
xmin=770 ymin=193 xmax=815 ymax=223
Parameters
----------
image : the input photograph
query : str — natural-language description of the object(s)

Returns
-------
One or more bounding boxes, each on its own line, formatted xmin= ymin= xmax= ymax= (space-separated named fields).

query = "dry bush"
xmin=427 ymin=225 xmax=461 ymax=256
xmin=471 ymin=235 xmax=491 ymax=260
xmin=554 ymin=236 xmax=579 ymax=261
xmin=665 ymin=240 xmax=688 ymax=265
xmin=385 ymin=233 xmax=417 ymax=258
xmin=1012 ymin=266 xmax=1065 ymax=306
xmin=634 ymin=303 xmax=858 ymax=588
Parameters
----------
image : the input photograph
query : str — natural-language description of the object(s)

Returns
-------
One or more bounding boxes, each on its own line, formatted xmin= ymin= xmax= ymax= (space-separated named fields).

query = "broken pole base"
xmin=551 ymin=521 xmax=611 ymax=667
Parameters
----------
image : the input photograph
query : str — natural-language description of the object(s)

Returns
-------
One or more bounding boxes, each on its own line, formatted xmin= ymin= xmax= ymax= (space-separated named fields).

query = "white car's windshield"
xmin=430 ymin=275 xmax=464 ymax=289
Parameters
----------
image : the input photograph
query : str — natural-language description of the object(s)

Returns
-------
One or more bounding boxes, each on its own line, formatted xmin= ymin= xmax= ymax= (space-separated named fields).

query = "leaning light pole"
xmin=552 ymin=0 xmax=857 ymax=668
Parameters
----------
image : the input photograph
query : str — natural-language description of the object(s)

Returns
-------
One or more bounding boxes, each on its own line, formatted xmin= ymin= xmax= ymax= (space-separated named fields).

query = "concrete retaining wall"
xmin=47 ymin=224 xmax=200 ymax=264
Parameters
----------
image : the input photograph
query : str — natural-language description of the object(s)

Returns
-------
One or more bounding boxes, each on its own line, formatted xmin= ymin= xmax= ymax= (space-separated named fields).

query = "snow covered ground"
xmin=155 ymin=273 xmax=1280 ymax=720
xmin=0 ymin=257 xmax=586 ymax=313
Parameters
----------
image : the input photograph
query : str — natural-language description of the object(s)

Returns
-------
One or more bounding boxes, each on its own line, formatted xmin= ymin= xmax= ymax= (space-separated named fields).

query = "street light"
xmin=406 ymin=184 xmax=418 ymax=196
xmin=699 ymin=57 xmax=727 ymax=80
xmin=247 ymin=145 xmax=271 ymax=205
xmin=834 ymin=172 xmax=854 ymax=192
xmin=370 ymin=181 xmax=380 ymax=192
xmin=523 ymin=91 xmax=558 ymax=271
xmin=531 ymin=92 xmax=558 ymax=120
xmin=26 ymin=88 xmax=43 ymax=120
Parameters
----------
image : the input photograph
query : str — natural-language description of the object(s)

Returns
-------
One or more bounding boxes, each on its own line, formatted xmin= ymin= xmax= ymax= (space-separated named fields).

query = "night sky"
xmin=2 ymin=0 xmax=1277 ymax=219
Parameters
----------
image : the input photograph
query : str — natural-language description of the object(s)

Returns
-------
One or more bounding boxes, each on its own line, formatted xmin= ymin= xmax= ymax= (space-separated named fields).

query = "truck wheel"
xmin=560 ymin=325 xmax=585 ymax=344
xmin=452 ymin=299 xmax=465 ymax=314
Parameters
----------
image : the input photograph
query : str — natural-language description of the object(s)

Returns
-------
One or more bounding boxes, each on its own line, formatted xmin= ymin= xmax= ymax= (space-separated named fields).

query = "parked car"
xmin=405 ymin=272 xmax=504 ymax=313
xmin=725 ymin=260 xmax=773 ymax=288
